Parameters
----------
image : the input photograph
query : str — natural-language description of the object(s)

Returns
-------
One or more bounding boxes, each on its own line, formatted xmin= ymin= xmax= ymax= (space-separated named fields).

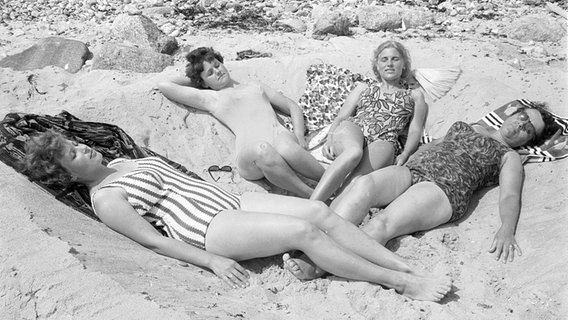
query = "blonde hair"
xmin=371 ymin=40 xmax=412 ymax=82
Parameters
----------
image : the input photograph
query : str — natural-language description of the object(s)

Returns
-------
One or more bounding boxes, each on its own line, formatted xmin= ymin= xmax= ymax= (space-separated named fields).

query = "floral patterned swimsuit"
xmin=405 ymin=121 xmax=512 ymax=222
xmin=348 ymin=83 xmax=415 ymax=155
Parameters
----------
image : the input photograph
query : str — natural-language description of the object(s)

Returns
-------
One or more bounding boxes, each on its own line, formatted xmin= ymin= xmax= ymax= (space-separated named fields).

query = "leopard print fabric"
xmin=284 ymin=63 xmax=372 ymax=133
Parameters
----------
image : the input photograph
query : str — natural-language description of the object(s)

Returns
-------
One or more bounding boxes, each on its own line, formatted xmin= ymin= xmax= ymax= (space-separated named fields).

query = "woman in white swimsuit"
xmin=158 ymin=47 xmax=325 ymax=198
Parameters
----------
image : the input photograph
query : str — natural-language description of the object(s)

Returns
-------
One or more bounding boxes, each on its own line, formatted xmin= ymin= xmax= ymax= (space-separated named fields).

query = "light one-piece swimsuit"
xmin=92 ymin=157 xmax=241 ymax=249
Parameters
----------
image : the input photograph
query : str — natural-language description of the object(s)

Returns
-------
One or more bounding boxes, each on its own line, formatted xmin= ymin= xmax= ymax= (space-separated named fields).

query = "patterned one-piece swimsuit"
xmin=405 ymin=121 xmax=512 ymax=222
xmin=91 ymin=157 xmax=241 ymax=250
xmin=348 ymin=83 xmax=415 ymax=155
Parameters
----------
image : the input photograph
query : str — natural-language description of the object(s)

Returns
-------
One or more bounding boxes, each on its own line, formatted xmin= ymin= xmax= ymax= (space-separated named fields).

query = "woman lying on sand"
xmin=285 ymin=103 xmax=556 ymax=279
xmin=333 ymin=104 xmax=556 ymax=255
xmin=158 ymin=47 xmax=324 ymax=198
xmin=24 ymin=130 xmax=452 ymax=302
xmin=310 ymin=40 xmax=428 ymax=201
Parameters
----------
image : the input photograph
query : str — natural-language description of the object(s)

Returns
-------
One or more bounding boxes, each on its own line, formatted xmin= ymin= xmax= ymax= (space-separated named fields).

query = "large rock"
xmin=505 ymin=14 xmax=566 ymax=42
xmin=111 ymin=14 xmax=178 ymax=55
xmin=92 ymin=43 xmax=173 ymax=73
xmin=357 ymin=5 xmax=434 ymax=31
xmin=0 ymin=37 xmax=91 ymax=73
xmin=358 ymin=5 xmax=403 ymax=31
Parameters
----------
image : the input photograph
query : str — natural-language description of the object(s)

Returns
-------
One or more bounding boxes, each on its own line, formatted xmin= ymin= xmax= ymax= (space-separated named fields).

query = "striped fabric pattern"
xmin=96 ymin=157 xmax=240 ymax=249
xmin=477 ymin=99 xmax=568 ymax=163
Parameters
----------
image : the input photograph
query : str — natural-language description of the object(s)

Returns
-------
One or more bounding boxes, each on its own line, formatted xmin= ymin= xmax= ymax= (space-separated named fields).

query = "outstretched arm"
xmin=93 ymin=188 xmax=249 ymax=287
xmin=157 ymin=76 xmax=216 ymax=112
xmin=396 ymin=89 xmax=428 ymax=165
xmin=261 ymin=83 xmax=308 ymax=148
xmin=488 ymin=151 xmax=524 ymax=263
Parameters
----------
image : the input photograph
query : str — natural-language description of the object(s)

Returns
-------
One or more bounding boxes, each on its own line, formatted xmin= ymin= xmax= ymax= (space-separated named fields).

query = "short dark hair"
xmin=185 ymin=47 xmax=224 ymax=89
xmin=522 ymin=102 xmax=559 ymax=146
xmin=23 ymin=129 xmax=74 ymax=186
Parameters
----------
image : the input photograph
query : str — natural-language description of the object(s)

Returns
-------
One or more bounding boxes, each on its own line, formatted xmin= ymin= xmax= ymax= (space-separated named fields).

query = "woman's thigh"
xmin=331 ymin=121 xmax=365 ymax=154
xmin=240 ymin=192 xmax=324 ymax=217
xmin=235 ymin=142 xmax=269 ymax=180
xmin=351 ymin=140 xmax=395 ymax=178
xmin=205 ymin=210 xmax=307 ymax=260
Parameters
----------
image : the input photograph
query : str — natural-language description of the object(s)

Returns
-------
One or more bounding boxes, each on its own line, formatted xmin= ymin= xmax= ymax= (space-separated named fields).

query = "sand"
xmin=1 ymin=10 xmax=567 ymax=320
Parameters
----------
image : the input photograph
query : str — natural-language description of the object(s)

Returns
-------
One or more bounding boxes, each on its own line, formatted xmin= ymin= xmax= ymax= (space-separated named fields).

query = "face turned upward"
xmin=200 ymin=59 xmax=231 ymax=90
xmin=499 ymin=108 xmax=545 ymax=148
xmin=376 ymin=47 xmax=405 ymax=83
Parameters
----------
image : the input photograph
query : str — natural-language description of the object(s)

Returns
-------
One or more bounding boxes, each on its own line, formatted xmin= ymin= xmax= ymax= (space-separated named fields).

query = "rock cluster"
xmin=1 ymin=0 xmax=566 ymax=40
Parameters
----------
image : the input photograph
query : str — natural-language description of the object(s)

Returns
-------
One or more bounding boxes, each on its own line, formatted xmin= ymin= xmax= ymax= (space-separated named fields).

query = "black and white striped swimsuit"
xmin=92 ymin=157 xmax=241 ymax=250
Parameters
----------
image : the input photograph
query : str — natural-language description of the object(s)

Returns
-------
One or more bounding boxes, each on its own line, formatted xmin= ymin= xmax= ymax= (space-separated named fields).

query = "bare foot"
xmin=398 ymin=274 xmax=453 ymax=302
xmin=282 ymin=253 xmax=326 ymax=280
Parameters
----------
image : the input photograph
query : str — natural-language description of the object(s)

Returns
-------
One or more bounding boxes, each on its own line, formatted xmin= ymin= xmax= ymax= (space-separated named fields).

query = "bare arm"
xmin=157 ymin=76 xmax=217 ymax=112
xmin=396 ymin=89 xmax=428 ymax=165
xmin=93 ymin=188 xmax=250 ymax=287
xmin=261 ymin=83 xmax=308 ymax=147
xmin=488 ymin=151 xmax=524 ymax=263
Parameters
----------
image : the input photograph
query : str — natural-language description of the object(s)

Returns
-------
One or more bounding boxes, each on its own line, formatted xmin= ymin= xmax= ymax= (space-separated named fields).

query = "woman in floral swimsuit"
xmin=310 ymin=41 xmax=428 ymax=201
xmin=330 ymin=104 xmax=555 ymax=264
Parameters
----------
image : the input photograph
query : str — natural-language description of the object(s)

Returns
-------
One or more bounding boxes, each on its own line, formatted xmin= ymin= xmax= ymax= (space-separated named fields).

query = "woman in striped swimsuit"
xmin=24 ymin=130 xmax=452 ymax=302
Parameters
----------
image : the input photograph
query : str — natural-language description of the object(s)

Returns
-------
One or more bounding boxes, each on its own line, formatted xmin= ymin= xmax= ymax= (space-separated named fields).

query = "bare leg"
xmin=330 ymin=165 xmax=413 ymax=224
xmin=362 ymin=182 xmax=452 ymax=245
xmin=340 ymin=139 xmax=395 ymax=192
xmin=242 ymin=193 xmax=427 ymax=276
xmin=236 ymin=141 xmax=313 ymax=198
xmin=273 ymin=130 xmax=325 ymax=181
xmin=310 ymin=122 xmax=364 ymax=201
xmin=206 ymin=210 xmax=452 ymax=301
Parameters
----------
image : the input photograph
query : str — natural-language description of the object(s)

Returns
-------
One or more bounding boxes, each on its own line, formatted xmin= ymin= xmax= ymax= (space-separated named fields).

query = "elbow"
xmin=156 ymin=81 xmax=169 ymax=93
xmin=136 ymin=235 xmax=167 ymax=253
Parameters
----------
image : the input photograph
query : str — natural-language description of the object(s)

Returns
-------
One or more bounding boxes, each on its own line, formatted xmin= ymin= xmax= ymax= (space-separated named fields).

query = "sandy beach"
xmin=1 ymin=1 xmax=567 ymax=319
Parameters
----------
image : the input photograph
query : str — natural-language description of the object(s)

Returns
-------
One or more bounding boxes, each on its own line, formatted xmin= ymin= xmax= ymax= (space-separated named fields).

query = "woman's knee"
xmin=289 ymin=219 xmax=325 ymax=246
xmin=250 ymin=141 xmax=281 ymax=167
xmin=348 ymin=174 xmax=376 ymax=198
xmin=362 ymin=214 xmax=389 ymax=240
xmin=304 ymin=200 xmax=335 ymax=225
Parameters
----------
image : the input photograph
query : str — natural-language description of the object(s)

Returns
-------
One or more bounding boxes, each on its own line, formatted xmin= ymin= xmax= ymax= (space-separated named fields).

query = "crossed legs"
xmin=205 ymin=192 xmax=452 ymax=301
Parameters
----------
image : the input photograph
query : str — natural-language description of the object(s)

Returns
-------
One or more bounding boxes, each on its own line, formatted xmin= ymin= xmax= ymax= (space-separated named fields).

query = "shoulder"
xmin=92 ymin=186 xmax=128 ymax=214
xmin=410 ymin=88 xmax=425 ymax=100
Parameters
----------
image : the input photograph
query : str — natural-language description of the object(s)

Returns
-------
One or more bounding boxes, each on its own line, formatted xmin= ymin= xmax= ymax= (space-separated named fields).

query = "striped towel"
xmin=421 ymin=99 xmax=568 ymax=163
xmin=476 ymin=99 xmax=568 ymax=163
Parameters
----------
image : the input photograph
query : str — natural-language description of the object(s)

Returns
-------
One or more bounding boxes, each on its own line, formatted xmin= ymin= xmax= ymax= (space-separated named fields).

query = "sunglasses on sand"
xmin=207 ymin=165 xmax=232 ymax=182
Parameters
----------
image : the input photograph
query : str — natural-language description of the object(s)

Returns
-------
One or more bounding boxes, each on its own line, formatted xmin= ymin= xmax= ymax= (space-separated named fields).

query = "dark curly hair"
xmin=371 ymin=40 xmax=412 ymax=83
xmin=23 ymin=129 xmax=74 ymax=186
xmin=185 ymin=47 xmax=224 ymax=89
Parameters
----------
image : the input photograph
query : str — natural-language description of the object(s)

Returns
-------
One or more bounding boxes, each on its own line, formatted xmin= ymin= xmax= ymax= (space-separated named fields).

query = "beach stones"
xmin=111 ymin=14 xmax=179 ymax=55
xmin=505 ymin=14 xmax=566 ymax=42
xmin=92 ymin=43 xmax=173 ymax=73
xmin=0 ymin=37 xmax=91 ymax=73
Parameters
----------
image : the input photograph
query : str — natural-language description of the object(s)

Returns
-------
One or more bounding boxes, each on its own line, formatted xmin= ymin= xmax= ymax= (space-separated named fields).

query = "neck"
xmin=381 ymin=79 xmax=403 ymax=91
xmin=80 ymin=165 xmax=117 ymax=190
xmin=489 ymin=129 xmax=509 ymax=147
xmin=472 ymin=123 xmax=510 ymax=147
